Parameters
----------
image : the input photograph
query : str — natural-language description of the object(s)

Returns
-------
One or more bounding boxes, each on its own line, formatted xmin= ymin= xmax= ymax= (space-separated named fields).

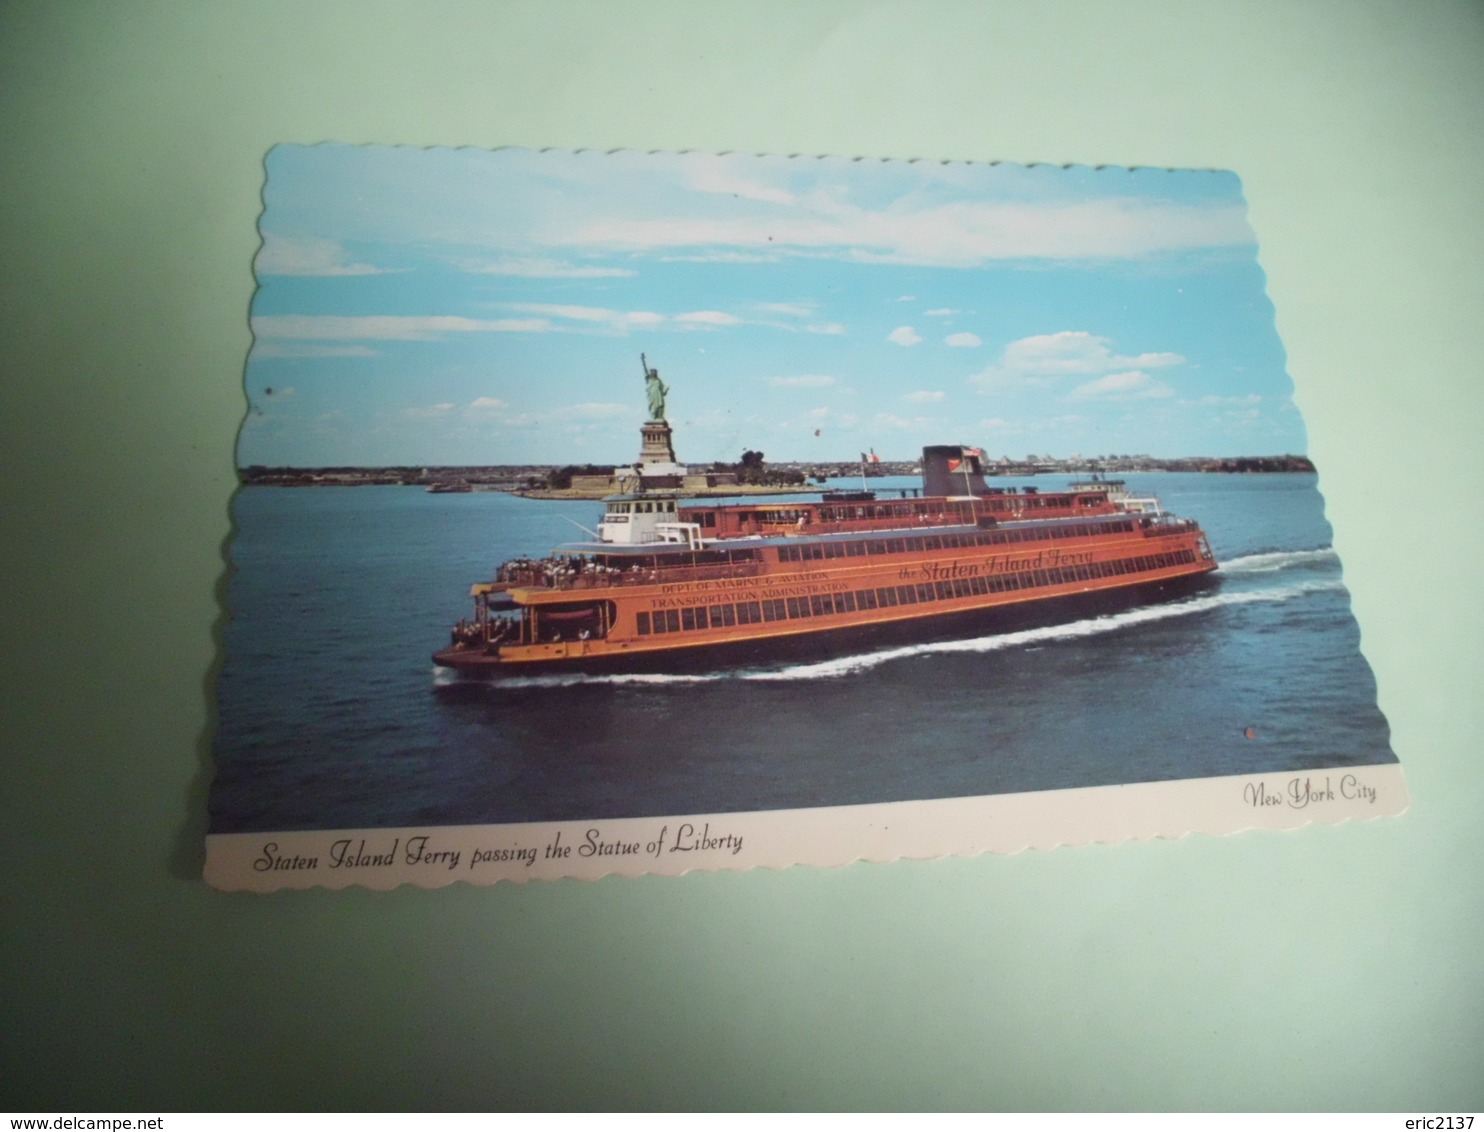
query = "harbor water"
xmin=210 ymin=474 xmax=1396 ymax=833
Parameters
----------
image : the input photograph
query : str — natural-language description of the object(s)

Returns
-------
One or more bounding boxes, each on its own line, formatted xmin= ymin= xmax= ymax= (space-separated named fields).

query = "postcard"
xmin=205 ymin=146 xmax=1406 ymax=891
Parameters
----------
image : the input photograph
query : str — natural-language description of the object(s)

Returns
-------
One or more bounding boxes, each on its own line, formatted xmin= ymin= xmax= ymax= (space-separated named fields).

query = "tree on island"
xmin=544 ymin=463 xmax=616 ymax=490
xmin=712 ymin=449 xmax=804 ymax=487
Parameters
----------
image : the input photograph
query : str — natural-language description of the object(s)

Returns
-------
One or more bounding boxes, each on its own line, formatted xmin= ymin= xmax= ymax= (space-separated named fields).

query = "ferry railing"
xmin=501 ymin=559 xmax=767 ymax=591
xmin=1140 ymin=518 xmax=1200 ymax=538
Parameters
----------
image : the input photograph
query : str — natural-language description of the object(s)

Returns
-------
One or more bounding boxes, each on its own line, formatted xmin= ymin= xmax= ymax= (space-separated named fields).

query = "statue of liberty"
xmin=641 ymin=353 xmax=669 ymax=422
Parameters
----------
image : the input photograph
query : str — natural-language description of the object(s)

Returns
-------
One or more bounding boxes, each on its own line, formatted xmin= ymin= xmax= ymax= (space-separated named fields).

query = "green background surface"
xmin=3 ymin=0 xmax=1481 ymax=1111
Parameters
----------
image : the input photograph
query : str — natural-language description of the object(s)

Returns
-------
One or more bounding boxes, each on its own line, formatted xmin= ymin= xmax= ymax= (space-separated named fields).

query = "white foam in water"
xmin=741 ymin=578 xmax=1346 ymax=681
xmin=479 ymin=574 xmax=1347 ymax=689
xmin=1220 ymin=547 xmax=1337 ymax=573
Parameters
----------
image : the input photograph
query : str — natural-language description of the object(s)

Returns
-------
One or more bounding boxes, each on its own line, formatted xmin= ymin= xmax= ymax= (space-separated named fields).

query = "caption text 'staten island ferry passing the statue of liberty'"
xmin=433 ymin=443 xmax=1218 ymax=675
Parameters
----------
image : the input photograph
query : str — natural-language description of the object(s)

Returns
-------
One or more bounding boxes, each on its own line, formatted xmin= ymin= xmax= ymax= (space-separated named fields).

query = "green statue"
xmin=641 ymin=353 xmax=669 ymax=422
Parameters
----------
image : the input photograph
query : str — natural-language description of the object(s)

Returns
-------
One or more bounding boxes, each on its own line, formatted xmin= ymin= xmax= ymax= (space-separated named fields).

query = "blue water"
xmin=210 ymin=474 xmax=1396 ymax=833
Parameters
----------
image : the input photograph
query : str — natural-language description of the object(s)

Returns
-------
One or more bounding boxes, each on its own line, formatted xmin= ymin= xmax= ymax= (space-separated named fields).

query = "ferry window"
xmin=824 ymin=542 xmax=844 ymax=559
xmin=857 ymin=590 xmax=877 ymax=610
xmin=907 ymin=537 xmax=925 ymax=553
xmin=712 ymin=604 xmax=736 ymax=627
xmin=877 ymin=587 xmax=897 ymax=607
xmin=778 ymin=546 xmax=797 ymax=562
xmin=740 ymin=601 xmax=762 ymax=624
xmin=636 ymin=612 xmax=651 ymax=635
xmin=916 ymin=583 xmax=935 ymax=603
xmin=867 ymin=540 xmax=887 ymax=555
xmin=665 ymin=500 xmax=676 ymax=512
xmin=897 ymin=585 xmax=917 ymax=605
xmin=838 ymin=592 xmax=857 ymax=613
xmin=1034 ymin=570 xmax=1049 ymax=587
xmin=970 ymin=576 xmax=988 ymax=595
xmin=763 ymin=600 xmax=785 ymax=622
xmin=1076 ymin=565 xmax=1091 ymax=581
xmin=935 ymin=581 xmax=952 ymax=600
xmin=681 ymin=607 xmax=697 ymax=631
xmin=923 ymin=536 xmax=942 ymax=551
xmin=810 ymin=595 xmax=830 ymax=616
xmin=786 ymin=597 xmax=806 ymax=619
xmin=1003 ymin=574 xmax=1020 ymax=591
xmin=952 ymin=579 xmax=970 ymax=598
xmin=884 ymin=539 xmax=903 ymax=554
xmin=846 ymin=541 xmax=866 ymax=557
xmin=805 ymin=545 xmax=824 ymax=561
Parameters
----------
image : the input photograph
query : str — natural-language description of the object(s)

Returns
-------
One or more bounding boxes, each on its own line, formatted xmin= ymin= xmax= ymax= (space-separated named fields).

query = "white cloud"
xmin=684 ymin=155 xmax=798 ymax=205
xmin=898 ymin=295 xmax=917 ymax=302
xmin=456 ymin=256 xmax=634 ymax=278
xmin=561 ymin=194 xmax=1255 ymax=268
xmin=1067 ymin=370 xmax=1175 ymax=400
xmin=509 ymin=303 xmax=624 ymax=323
xmin=805 ymin=322 xmax=847 ymax=336
xmin=904 ymin=390 xmax=946 ymax=403
xmin=252 ymin=342 xmax=378 ymax=359
xmin=770 ymin=375 xmax=836 ymax=388
xmin=468 ymin=397 xmax=509 ymax=412
xmin=755 ymin=302 xmax=816 ymax=318
xmin=945 ymin=332 xmax=982 ymax=348
xmin=252 ymin=315 xmax=550 ymax=341
xmin=256 ymin=234 xmax=390 ymax=276
xmin=971 ymin=331 xmax=1185 ymax=389
xmin=658 ymin=251 xmax=783 ymax=264
xmin=888 ymin=326 xmax=923 ymax=346
xmin=925 ymin=308 xmax=960 ymax=317
xmin=504 ymin=303 xmax=665 ymax=334
xmin=674 ymin=310 xmax=742 ymax=327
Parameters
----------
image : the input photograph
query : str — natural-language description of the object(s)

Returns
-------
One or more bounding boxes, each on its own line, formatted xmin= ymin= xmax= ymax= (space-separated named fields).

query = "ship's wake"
xmin=1218 ymin=547 xmax=1337 ymax=574
xmin=476 ymin=554 xmax=1348 ymax=688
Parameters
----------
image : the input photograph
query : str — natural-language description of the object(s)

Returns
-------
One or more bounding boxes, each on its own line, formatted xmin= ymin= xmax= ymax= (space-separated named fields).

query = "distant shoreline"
xmin=238 ymin=454 xmax=1317 ymax=495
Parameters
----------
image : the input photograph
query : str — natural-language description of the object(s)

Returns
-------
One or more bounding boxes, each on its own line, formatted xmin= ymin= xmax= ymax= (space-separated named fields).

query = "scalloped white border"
xmin=206 ymin=764 xmax=1408 ymax=891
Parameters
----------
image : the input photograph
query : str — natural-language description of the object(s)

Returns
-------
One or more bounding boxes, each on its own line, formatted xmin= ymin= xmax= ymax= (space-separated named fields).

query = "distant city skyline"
xmin=241 ymin=147 xmax=1306 ymax=467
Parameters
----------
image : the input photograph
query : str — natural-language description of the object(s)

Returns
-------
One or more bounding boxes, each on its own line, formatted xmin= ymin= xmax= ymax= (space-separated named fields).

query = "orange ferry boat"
xmin=433 ymin=446 xmax=1217 ymax=674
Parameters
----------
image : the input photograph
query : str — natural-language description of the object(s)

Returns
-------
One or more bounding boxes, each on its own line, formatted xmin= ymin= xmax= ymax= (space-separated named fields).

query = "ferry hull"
xmin=433 ymin=569 xmax=1217 ymax=678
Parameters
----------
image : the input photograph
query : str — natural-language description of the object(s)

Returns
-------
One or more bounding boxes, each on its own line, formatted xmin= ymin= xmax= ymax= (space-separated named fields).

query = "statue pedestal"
xmin=639 ymin=421 xmax=677 ymax=466
xmin=620 ymin=420 xmax=684 ymax=489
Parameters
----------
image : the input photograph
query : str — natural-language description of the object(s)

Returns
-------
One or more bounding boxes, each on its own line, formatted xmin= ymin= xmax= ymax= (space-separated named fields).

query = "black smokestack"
xmin=922 ymin=445 xmax=991 ymax=497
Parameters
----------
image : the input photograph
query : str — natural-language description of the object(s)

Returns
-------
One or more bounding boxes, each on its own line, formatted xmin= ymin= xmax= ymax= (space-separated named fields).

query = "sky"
xmin=241 ymin=146 xmax=1306 ymax=467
